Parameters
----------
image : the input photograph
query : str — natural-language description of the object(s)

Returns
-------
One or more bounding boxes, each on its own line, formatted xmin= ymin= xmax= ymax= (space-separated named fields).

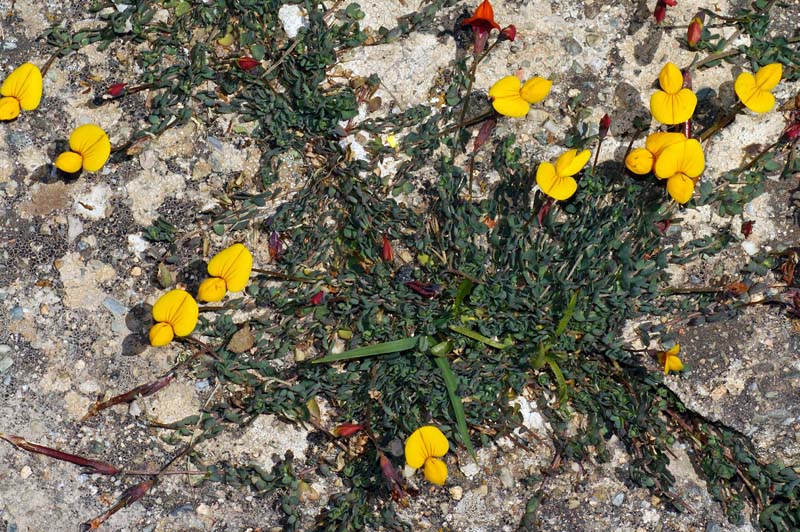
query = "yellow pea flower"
xmin=650 ymin=62 xmax=696 ymax=125
xmin=55 ymin=124 xmax=111 ymax=173
xmin=658 ymin=344 xmax=684 ymax=375
xmin=653 ymin=137 xmax=705 ymax=204
xmin=149 ymin=289 xmax=199 ymax=347
xmin=197 ymin=243 xmax=253 ymax=302
xmin=405 ymin=425 xmax=449 ymax=485
xmin=624 ymin=132 xmax=686 ymax=175
xmin=734 ymin=63 xmax=782 ymax=113
xmin=0 ymin=63 xmax=43 ymax=120
xmin=488 ymin=75 xmax=552 ymax=118
xmin=535 ymin=148 xmax=591 ymax=201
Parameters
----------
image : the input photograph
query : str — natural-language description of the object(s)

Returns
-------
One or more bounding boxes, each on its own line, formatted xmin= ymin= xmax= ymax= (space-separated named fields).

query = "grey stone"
xmin=0 ymin=356 xmax=13 ymax=373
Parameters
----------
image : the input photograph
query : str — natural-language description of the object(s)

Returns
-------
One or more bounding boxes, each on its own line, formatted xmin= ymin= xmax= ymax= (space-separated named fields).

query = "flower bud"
xmin=498 ymin=25 xmax=516 ymax=42
xmin=654 ymin=0 xmax=667 ymax=23
xmin=107 ymin=83 xmax=127 ymax=98
xmin=598 ymin=113 xmax=611 ymax=141
xmin=236 ymin=57 xmax=260 ymax=71
xmin=687 ymin=12 xmax=704 ymax=48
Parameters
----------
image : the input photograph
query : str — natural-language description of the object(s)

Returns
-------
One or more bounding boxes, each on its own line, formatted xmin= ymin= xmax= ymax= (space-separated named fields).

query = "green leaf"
xmin=312 ymin=337 xmax=418 ymax=363
xmin=434 ymin=356 xmax=476 ymax=461
xmin=448 ymin=325 xmax=509 ymax=349
xmin=452 ymin=279 xmax=474 ymax=315
xmin=547 ymin=358 xmax=568 ymax=404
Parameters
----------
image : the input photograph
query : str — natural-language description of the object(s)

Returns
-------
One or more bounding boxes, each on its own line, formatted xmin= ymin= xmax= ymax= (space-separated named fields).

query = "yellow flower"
xmin=535 ymin=148 xmax=591 ymax=201
xmin=734 ymin=63 xmax=782 ymax=113
xmin=653 ymin=137 xmax=705 ymax=204
xmin=488 ymin=75 xmax=552 ymax=117
xmin=650 ymin=62 xmax=697 ymax=125
xmin=658 ymin=345 xmax=684 ymax=375
xmin=149 ymin=289 xmax=199 ymax=346
xmin=55 ymin=124 xmax=111 ymax=173
xmin=197 ymin=243 xmax=253 ymax=302
xmin=624 ymin=132 xmax=686 ymax=175
xmin=0 ymin=63 xmax=43 ymax=120
xmin=405 ymin=426 xmax=449 ymax=485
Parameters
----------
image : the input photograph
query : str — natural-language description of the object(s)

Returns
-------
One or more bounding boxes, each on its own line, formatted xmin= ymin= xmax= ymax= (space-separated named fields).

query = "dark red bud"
xmin=785 ymin=122 xmax=800 ymax=141
xmin=236 ymin=57 xmax=260 ymax=71
xmin=310 ymin=291 xmax=324 ymax=305
xmin=499 ymin=25 xmax=517 ymax=42
xmin=381 ymin=235 xmax=394 ymax=262
xmin=107 ymin=83 xmax=127 ymax=98
xmin=663 ymin=0 xmax=677 ymax=6
xmin=268 ymin=231 xmax=283 ymax=261
xmin=473 ymin=118 xmax=497 ymax=152
xmin=598 ymin=113 xmax=611 ymax=140
xmin=741 ymin=220 xmax=754 ymax=238
xmin=334 ymin=423 xmax=365 ymax=437
xmin=654 ymin=1 xmax=666 ymax=22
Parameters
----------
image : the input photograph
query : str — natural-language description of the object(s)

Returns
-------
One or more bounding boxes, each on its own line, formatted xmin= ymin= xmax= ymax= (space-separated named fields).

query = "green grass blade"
xmin=554 ymin=291 xmax=578 ymax=337
xmin=452 ymin=279 xmax=474 ymax=315
xmin=448 ymin=324 xmax=509 ymax=349
xmin=313 ymin=337 xmax=418 ymax=364
xmin=434 ymin=356 xmax=476 ymax=462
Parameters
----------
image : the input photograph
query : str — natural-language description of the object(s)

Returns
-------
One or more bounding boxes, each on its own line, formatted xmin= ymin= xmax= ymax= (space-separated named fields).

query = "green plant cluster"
xmin=44 ymin=0 xmax=800 ymax=529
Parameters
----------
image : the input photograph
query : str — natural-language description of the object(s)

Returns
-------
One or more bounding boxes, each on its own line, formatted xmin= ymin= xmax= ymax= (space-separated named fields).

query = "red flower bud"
xmin=663 ymin=0 xmax=677 ymax=5
xmin=107 ymin=83 xmax=127 ymax=98
xmin=687 ymin=15 xmax=703 ymax=48
xmin=499 ymin=25 xmax=517 ymax=42
xmin=381 ymin=235 xmax=394 ymax=262
xmin=334 ymin=423 xmax=365 ymax=437
xmin=741 ymin=220 xmax=754 ymax=238
xmin=598 ymin=113 xmax=611 ymax=141
xmin=654 ymin=0 xmax=666 ymax=22
xmin=236 ymin=57 xmax=260 ymax=71
xmin=310 ymin=291 xmax=324 ymax=305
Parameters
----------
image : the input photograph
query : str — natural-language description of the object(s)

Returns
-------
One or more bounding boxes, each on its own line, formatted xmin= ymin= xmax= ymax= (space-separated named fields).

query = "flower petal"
xmin=197 ymin=277 xmax=228 ymax=302
xmin=488 ymin=76 xmax=521 ymax=100
xmin=152 ymin=289 xmax=199 ymax=337
xmin=55 ymin=151 xmax=84 ymax=173
xmin=753 ymin=63 xmax=782 ymax=92
xmin=664 ymin=354 xmax=684 ymax=374
xmin=489 ymin=77 xmax=530 ymax=117
xmin=520 ymin=77 xmax=552 ymax=104
xmin=405 ymin=426 xmax=449 ymax=469
xmin=680 ymin=139 xmax=705 ymax=178
xmin=0 ymin=63 xmax=42 ymax=111
xmin=207 ymin=243 xmax=253 ymax=292
xmin=666 ymin=173 xmax=695 ymax=204
xmin=423 ymin=457 xmax=448 ymax=485
xmin=625 ymin=148 xmax=654 ymax=175
xmin=536 ymin=162 xmax=577 ymax=201
xmin=650 ymin=90 xmax=696 ymax=125
xmin=644 ymin=132 xmax=686 ymax=157
xmin=0 ymin=96 xmax=21 ymax=120
xmin=149 ymin=322 xmax=175 ymax=347
xmin=665 ymin=344 xmax=680 ymax=356
xmin=69 ymin=124 xmax=111 ymax=172
xmin=554 ymin=149 xmax=591 ymax=178
xmin=462 ymin=0 xmax=500 ymax=31
xmin=658 ymin=62 xmax=683 ymax=94
xmin=654 ymin=139 xmax=705 ymax=180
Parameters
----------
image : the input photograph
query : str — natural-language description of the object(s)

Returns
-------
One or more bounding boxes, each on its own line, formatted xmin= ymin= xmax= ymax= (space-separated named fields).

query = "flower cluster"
xmin=735 ymin=63 xmax=782 ymax=113
xmin=626 ymin=132 xmax=705 ymax=204
xmin=536 ymin=149 xmax=591 ymax=201
xmin=1 ymin=63 xmax=110 ymax=173
xmin=148 ymin=243 xmax=254 ymax=347
xmin=488 ymin=76 xmax=551 ymax=118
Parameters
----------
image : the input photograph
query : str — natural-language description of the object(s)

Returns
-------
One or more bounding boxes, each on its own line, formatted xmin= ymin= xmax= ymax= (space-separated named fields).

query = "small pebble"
xmin=471 ymin=484 xmax=488 ymax=496
xmin=611 ymin=492 xmax=625 ymax=506
xmin=460 ymin=462 xmax=480 ymax=478
xmin=10 ymin=306 xmax=23 ymax=320
xmin=498 ymin=467 xmax=514 ymax=489
xmin=19 ymin=466 xmax=33 ymax=479
xmin=741 ymin=240 xmax=759 ymax=256
xmin=450 ymin=486 xmax=463 ymax=500
xmin=0 ymin=356 xmax=13 ymax=373
xmin=196 ymin=503 xmax=211 ymax=516
xmin=129 ymin=400 xmax=142 ymax=417
xmin=130 ymin=266 xmax=142 ymax=277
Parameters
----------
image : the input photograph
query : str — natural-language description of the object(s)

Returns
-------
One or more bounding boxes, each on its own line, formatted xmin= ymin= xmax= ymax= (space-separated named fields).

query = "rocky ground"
xmin=1 ymin=0 xmax=798 ymax=530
